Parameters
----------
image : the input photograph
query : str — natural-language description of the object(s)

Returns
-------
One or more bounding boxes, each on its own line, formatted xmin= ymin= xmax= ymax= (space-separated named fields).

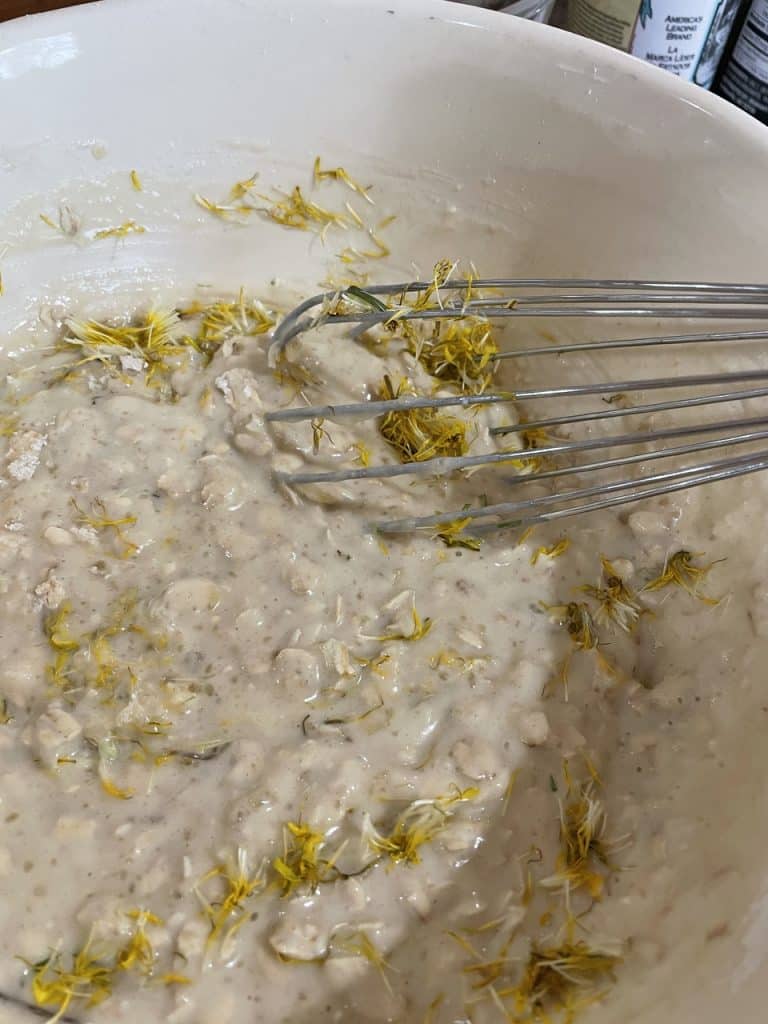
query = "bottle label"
xmin=570 ymin=0 xmax=742 ymax=82
xmin=719 ymin=0 xmax=768 ymax=115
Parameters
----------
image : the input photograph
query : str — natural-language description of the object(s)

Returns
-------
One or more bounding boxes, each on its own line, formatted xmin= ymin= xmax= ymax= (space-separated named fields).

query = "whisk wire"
xmin=270 ymin=279 xmax=768 ymax=352
xmin=377 ymin=450 xmax=768 ymax=534
xmin=267 ymin=278 xmax=768 ymax=535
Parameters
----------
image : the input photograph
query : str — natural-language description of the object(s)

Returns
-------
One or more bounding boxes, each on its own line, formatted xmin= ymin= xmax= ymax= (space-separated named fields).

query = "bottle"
xmin=450 ymin=0 xmax=557 ymax=24
xmin=568 ymin=0 xmax=745 ymax=86
xmin=714 ymin=0 xmax=768 ymax=120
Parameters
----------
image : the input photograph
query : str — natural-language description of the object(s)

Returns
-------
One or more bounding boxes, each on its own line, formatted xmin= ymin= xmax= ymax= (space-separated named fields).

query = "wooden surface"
xmin=2 ymin=0 xmax=96 ymax=20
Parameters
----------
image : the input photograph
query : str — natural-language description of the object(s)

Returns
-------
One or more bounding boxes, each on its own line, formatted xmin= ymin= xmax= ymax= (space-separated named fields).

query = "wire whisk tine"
xmin=265 ymin=277 xmax=768 ymax=536
xmin=269 ymin=278 xmax=768 ymax=353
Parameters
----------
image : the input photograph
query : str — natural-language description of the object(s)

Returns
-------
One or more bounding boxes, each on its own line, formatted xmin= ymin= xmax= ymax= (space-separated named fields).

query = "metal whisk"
xmin=265 ymin=279 xmax=768 ymax=535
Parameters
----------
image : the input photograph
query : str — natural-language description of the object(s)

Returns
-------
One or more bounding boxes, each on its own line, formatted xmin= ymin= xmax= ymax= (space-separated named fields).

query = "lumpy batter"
xmin=0 ymin=279 xmax=753 ymax=1024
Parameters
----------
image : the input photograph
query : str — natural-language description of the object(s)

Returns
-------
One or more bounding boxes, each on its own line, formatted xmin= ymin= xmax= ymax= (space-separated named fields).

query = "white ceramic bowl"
xmin=2 ymin=2 xmax=768 ymax=1022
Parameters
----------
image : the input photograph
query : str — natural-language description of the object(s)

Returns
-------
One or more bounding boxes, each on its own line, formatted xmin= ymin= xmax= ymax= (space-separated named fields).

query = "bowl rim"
xmin=3 ymin=0 xmax=768 ymax=159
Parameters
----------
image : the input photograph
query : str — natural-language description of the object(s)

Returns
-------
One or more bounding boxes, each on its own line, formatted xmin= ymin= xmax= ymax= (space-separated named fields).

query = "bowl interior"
xmin=2 ymin=2 xmax=768 ymax=1021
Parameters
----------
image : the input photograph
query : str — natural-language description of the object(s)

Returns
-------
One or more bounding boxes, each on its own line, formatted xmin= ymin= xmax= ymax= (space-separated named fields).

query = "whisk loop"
xmin=265 ymin=279 xmax=768 ymax=535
